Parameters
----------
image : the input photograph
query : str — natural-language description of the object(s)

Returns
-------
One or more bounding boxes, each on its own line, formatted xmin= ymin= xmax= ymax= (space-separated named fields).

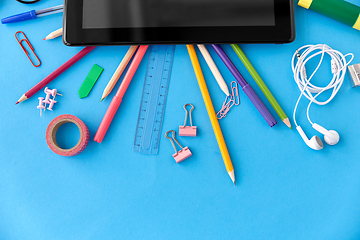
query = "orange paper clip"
xmin=15 ymin=31 xmax=41 ymax=67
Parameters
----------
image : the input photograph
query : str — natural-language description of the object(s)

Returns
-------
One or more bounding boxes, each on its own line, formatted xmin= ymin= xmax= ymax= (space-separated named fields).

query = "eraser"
xmin=79 ymin=64 xmax=104 ymax=98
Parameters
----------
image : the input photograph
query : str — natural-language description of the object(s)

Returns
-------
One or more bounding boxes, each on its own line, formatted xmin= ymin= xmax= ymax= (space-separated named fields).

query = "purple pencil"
xmin=211 ymin=44 xmax=277 ymax=127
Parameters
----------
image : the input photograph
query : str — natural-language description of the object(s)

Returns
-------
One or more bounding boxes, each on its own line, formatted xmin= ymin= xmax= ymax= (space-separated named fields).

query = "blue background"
xmin=1 ymin=0 xmax=360 ymax=239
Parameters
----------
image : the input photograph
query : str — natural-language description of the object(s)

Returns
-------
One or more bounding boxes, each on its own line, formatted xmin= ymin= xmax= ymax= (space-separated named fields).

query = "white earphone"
xmin=312 ymin=123 xmax=339 ymax=146
xmin=296 ymin=126 xmax=324 ymax=150
xmin=291 ymin=44 xmax=353 ymax=150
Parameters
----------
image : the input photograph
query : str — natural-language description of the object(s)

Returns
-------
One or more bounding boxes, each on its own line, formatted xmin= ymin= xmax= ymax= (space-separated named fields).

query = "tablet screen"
xmin=82 ymin=0 xmax=275 ymax=29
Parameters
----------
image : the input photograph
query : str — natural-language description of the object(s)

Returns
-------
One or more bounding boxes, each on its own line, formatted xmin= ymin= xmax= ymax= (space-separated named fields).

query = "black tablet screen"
xmin=83 ymin=0 xmax=275 ymax=29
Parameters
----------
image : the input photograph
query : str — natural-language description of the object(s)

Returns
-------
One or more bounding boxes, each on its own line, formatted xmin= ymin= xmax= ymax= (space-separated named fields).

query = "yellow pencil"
xmin=187 ymin=45 xmax=235 ymax=185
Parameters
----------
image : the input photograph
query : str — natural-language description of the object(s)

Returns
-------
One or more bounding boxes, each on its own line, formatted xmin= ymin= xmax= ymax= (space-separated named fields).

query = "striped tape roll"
xmin=298 ymin=0 xmax=360 ymax=30
xmin=46 ymin=114 xmax=89 ymax=157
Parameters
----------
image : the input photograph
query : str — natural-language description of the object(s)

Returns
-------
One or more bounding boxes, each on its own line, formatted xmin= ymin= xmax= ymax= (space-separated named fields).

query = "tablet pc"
xmin=63 ymin=0 xmax=295 ymax=46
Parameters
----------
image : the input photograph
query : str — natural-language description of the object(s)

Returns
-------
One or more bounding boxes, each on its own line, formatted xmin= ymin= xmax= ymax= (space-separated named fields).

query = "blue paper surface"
xmin=1 ymin=1 xmax=360 ymax=239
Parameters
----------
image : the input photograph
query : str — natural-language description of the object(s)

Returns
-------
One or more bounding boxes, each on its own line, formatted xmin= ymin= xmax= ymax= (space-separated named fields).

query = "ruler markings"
xmin=133 ymin=45 xmax=175 ymax=154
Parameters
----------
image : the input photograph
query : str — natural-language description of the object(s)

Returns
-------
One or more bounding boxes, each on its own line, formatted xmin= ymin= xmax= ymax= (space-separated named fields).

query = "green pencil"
xmin=231 ymin=44 xmax=292 ymax=129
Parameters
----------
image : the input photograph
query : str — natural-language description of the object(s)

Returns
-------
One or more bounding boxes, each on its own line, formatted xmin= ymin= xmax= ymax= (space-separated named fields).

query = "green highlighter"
xmin=298 ymin=0 xmax=360 ymax=31
xmin=79 ymin=64 xmax=104 ymax=99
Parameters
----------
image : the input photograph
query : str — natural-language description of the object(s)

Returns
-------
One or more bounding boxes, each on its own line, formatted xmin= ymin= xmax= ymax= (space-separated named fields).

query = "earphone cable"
xmin=291 ymin=44 xmax=354 ymax=127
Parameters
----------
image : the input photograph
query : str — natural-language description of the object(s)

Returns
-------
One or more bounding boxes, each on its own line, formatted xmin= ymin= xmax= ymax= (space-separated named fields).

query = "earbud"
xmin=296 ymin=126 xmax=323 ymax=150
xmin=312 ymin=123 xmax=339 ymax=145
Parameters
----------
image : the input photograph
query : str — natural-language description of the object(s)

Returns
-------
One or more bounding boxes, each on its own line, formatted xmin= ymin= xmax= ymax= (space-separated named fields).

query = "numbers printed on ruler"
xmin=133 ymin=45 xmax=176 ymax=155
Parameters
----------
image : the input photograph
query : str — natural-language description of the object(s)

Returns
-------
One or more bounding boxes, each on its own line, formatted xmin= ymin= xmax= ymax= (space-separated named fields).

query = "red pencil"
xmin=16 ymin=46 xmax=96 ymax=104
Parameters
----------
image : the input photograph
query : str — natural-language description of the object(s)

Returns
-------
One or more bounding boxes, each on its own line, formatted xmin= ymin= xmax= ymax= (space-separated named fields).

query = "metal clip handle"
xmin=183 ymin=103 xmax=194 ymax=127
xmin=165 ymin=130 xmax=184 ymax=154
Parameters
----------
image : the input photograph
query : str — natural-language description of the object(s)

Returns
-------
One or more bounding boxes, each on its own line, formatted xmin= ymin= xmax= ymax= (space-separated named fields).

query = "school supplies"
xmin=298 ymin=0 xmax=360 ymax=31
xmin=212 ymin=44 xmax=277 ymax=127
xmin=16 ymin=46 xmax=96 ymax=105
xmin=46 ymin=114 xmax=89 ymax=157
xmin=37 ymin=97 xmax=45 ymax=116
xmin=231 ymin=44 xmax=291 ymax=129
xmin=348 ymin=63 xmax=360 ymax=87
xmin=197 ymin=45 xmax=230 ymax=96
xmin=217 ymin=81 xmax=240 ymax=120
xmin=94 ymin=45 xmax=149 ymax=143
xmin=38 ymin=87 xmax=62 ymax=116
xmin=187 ymin=45 xmax=235 ymax=185
xmin=1 ymin=5 xmax=63 ymax=24
xmin=291 ymin=44 xmax=353 ymax=150
xmin=165 ymin=130 xmax=192 ymax=163
xmin=79 ymin=64 xmax=104 ymax=99
xmin=47 ymin=99 xmax=57 ymax=111
xmin=15 ymin=31 xmax=41 ymax=67
xmin=45 ymin=87 xmax=62 ymax=99
xmin=179 ymin=104 xmax=197 ymax=137
xmin=44 ymin=87 xmax=62 ymax=111
xmin=101 ymin=46 xmax=138 ymax=101
xmin=133 ymin=45 xmax=176 ymax=154
xmin=44 ymin=28 xmax=63 ymax=40
xmin=43 ymin=90 xmax=51 ymax=109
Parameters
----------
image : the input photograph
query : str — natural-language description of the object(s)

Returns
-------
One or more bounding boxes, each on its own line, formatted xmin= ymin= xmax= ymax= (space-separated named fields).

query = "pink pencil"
xmin=16 ymin=46 xmax=96 ymax=104
xmin=94 ymin=45 xmax=149 ymax=143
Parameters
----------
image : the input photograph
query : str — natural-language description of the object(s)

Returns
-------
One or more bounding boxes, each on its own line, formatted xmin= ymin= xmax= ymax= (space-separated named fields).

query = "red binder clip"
xmin=179 ymin=103 xmax=197 ymax=137
xmin=15 ymin=31 xmax=41 ymax=67
xmin=165 ymin=130 xmax=192 ymax=163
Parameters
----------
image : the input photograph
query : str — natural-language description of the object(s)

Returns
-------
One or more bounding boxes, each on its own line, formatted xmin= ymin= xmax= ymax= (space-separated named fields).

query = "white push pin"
xmin=37 ymin=97 xmax=45 ymax=117
xmin=47 ymin=98 xmax=57 ymax=111
xmin=165 ymin=130 xmax=192 ymax=163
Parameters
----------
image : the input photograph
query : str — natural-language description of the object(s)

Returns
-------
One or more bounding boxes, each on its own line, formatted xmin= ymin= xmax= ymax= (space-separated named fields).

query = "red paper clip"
xmin=15 ymin=31 xmax=41 ymax=67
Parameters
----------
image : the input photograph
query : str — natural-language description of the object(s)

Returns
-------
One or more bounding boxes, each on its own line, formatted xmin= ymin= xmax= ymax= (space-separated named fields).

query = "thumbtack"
xmin=45 ymin=87 xmax=62 ymax=100
xmin=37 ymin=97 xmax=45 ymax=117
xmin=165 ymin=130 xmax=192 ymax=163
xmin=179 ymin=103 xmax=197 ymax=137
xmin=43 ymin=92 xmax=51 ymax=111
xmin=47 ymin=99 xmax=57 ymax=111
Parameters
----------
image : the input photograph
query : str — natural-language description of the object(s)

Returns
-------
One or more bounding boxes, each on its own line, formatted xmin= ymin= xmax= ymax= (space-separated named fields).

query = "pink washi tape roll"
xmin=46 ymin=114 xmax=89 ymax=157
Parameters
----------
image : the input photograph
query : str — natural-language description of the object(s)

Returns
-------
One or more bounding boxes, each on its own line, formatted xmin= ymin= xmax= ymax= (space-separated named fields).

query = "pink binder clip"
xmin=179 ymin=103 xmax=197 ymax=137
xmin=165 ymin=130 xmax=192 ymax=163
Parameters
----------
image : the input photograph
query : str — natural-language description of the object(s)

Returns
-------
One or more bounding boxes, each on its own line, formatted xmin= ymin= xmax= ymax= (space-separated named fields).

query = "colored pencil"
xmin=16 ymin=46 xmax=96 ymax=104
xmin=187 ymin=45 xmax=235 ymax=185
xmin=231 ymin=44 xmax=292 ymax=129
xmin=197 ymin=44 xmax=230 ymax=96
xmin=94 ymin=45 xmax=148 ymax=143
xmin=211 ymin=44 xmax=277 ymax=127
xmin=43 ymin=28 xmax=63 ymax=40
xmin=101 ymin=45 xmax=138 ymax=101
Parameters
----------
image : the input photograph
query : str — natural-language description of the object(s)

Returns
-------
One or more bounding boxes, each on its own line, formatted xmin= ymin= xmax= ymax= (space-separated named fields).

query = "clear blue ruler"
xmin=133 ymin=45 xmax=176 ymax=154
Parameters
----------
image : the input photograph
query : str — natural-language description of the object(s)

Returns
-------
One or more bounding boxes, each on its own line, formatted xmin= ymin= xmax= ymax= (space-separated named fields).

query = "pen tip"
xmin=101 ymin=98 xmax=104 ymax=102
xmin=43 ymin=38 xmax=46 ymax=40
xmin=15 ymin=102 xmax=19 ymax=105
xmin=234 ymin=182 xmax=236 ymax=186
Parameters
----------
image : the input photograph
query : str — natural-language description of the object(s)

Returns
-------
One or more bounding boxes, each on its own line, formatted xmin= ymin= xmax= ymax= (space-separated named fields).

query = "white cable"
xmin=291 ymin=44 xmax=354 ymax=127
